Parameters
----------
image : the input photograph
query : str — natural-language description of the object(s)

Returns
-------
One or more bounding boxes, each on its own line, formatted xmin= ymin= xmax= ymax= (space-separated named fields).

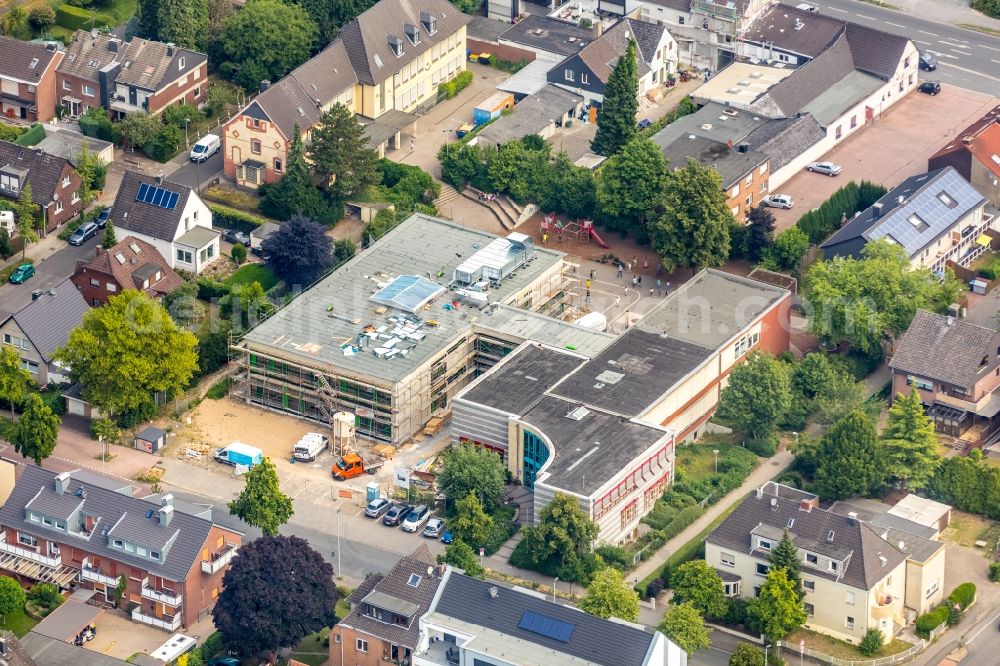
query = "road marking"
xmin=966 ymin=605 xmax=1000 ymax=644
xmin=983 ymin=45 xmax=1000 ymax=53
xmin=928 ymin=50 xmax=958 ymax=59
xmin=855 ymin=13 xmax=876 ymax=20
xmin=940 ymin=60 xmax=1000 ymax=83
xmin=919 ymin=30 xmax=939 ymax=36
xmin=826 ymin=6 xmax=847 ymax=11
xmin=915 ymin=40 xmax=931 ymax=45
xmin=992 ymin=59 xmax=1000 ymax=65
xmin=885 ymin=21 xmax=904 ymax=28
xmin=939 ymin=41 xmax=970 ymax=49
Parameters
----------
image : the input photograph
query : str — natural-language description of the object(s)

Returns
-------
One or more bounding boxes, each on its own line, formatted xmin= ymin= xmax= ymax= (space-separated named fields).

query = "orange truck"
xmin=331 ymin=453 xmax=385 ymax=480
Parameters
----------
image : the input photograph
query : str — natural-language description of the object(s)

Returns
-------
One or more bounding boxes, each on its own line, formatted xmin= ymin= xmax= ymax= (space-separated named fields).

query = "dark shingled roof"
xmin=250 ymin=77 xmax=323 ymax=141
xmin=340 ymin=545 xmax=439 ymax=650
xmin=744 ymin=113 xmax=825 ymax=171
xmin=0 ymin=36 xmax=60 ymax=84
xmin=0 ymin=140 xmax=76 ymax=211
xmin=115 ymin=38 xmax=206 ymax=91
xmin=889 ymin=310 xmax=1000 ymax=390
xmin=498 ymin=15 xmax=593 ymax=57
xmin=432 ymin=571 xmax=659 ymax=666
xmin=288 ymin=40 xmax=358 ymax=110
xmin=3 ymin=278 xmax=88 ymax=363
xmin=575 ymin=18 xmax=666 ymax=82
xmin=707 ymin=489 xmax=908 ymax=590
xmin=75 ymin=235 xmax=183 ymax=298
xmin=743 ymin=4 xmax=847 ymax=58
xmin=759 ymin=32 xmax=856 ymax=117
xmin=0 ymin=631 xmax=37 ymax=666
xmin=109 ymin=171 xmax=192 ymax=242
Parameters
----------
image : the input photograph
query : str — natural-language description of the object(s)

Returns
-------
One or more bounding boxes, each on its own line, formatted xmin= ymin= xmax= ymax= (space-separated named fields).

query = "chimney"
xmin=873 ymin=202 xmax=883 ymax=218
xmin=847 ymin=511 xmax=858 ymax=526
xmin=160 ymin=493 xmax=174 ymax=507
xmin=54 ymin=471 xmax=71 ymax=495
xmin=737 ymin=143 xmax=749 ymax=153
xmin=95 ymin=246 xmax=104 ymax=255
xmin=108 ymin=39 xmax=119 ymax=53
xmin=755 ymin=486 xmax=764 ymax=499
xmin=799 ymin=499 xmax=812 ymax=512
xmin=947 ymin=315 xmax=955 ymax=326
xmin=962 ymin=135 xmax=973 ymax=145
xmin=166 ymin=43 xmax=175 ymax=57
xmin=260 ymin=80 xmax=271 ymax=93
xmin=158 ymin=504 xmax=174 ymax=527
xmin=155 ymin=174 xmax=163 ymax=185
xmin=593 ymin=21 xmax=604 ymax=39
xmin=488 ymin=586 xmax=498 ymax=599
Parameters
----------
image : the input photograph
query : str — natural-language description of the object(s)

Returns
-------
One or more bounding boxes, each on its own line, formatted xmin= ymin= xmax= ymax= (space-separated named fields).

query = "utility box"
xmin=134 ymin=426 xmax=167 ymax=454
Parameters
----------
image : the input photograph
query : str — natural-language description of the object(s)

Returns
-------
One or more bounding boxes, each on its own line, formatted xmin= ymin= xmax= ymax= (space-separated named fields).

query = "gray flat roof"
xmin=242 ymin=213 xmax=564 ymax=383
xmin=175 ymin=226 xmax=218 ymax=248
xmin=466 ymin=15 xmax=510 ymax=42
xmin=650 ymin=102 xmax=771 ymax=149
xmin=481 ymin=303 xmax=616 ymax=357
xmin=497 ymin=56 xmax=561 ymax=97
xmin=659 ymin=135 xmax=769 ymax=189
xmin=799 ymin=69 xmax=883 ymax=126
xmin=21 ymin=631 xmax=128 ymax=666
xmin=477 ymin=85 xmax=582 ymax=148
xmin=498 ymin=15 xmax=593 ymax=57
xmin=31 ymin=600 xmax=103 ymax=641
xmin=461 ymin=344 xmax=587 ymax=416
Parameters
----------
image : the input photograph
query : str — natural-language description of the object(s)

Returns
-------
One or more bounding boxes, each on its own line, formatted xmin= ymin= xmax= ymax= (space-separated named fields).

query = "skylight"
xmin=407 ymin=574 xmax=421 ymax=587
xmin=370 ymin=275 xmax=444 ymax=313
xmin=114 ymin=252 xmax=126 ymax=265
xmin=907 ymin=213 xmax=928 ymax=231
xmin=937 ymin=191 xmax=956 ymax=208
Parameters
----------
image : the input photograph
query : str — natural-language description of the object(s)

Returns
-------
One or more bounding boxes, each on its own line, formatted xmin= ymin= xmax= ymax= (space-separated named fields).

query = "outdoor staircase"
xmin=435 ymin=182 xmax=516 ymax=230
xmin=434 ymin=182 xmax=463 ymax=211
xmin=314 ymin=373 xmax=336 ymax=422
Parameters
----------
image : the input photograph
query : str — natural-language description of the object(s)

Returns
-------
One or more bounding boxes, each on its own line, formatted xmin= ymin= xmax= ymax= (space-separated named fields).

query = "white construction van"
xmin=293 ymin=433 xmax=330 ymax=461
xmin=189 ymin=134 xmax=220 ymax=162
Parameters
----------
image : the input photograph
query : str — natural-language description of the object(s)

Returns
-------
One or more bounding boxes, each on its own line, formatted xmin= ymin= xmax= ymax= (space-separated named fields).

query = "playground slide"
xmin=588 ymin=225 xmax=610 ymax=249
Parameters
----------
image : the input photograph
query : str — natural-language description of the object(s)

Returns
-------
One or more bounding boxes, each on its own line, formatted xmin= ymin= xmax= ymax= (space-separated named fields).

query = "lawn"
xmin=222 ymin=264 xmax=278 ymax=290
xmin=674 ymin=439 xmax=747 ymax=480
xmin=940 ymin=510 xmax=995 ymax=547
xmin=2 ymin=606 xmax=39 ymax=637
xmin=785 ymin=628 xmax=913 ymax=660
xmin=287 ymin=627 xmax=329 ymax=666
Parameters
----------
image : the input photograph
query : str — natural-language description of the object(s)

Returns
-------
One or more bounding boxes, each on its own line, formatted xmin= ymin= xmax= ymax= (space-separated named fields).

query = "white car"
xmin=807 ymin=162 xmax=842 ymax=176
xmin=761 ymin=194 xmax=794 ymax=209
xmin=401 ymin=505 xmax=430 ymax=532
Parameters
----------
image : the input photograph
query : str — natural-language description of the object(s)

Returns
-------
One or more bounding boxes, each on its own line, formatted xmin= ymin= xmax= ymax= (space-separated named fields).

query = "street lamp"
xmin=713 ymin=449 xmax=719 ymax=474
xmin=184 ymin=118 xmax=190 ymax=148
xmin=336 ymin=508 xmax=342 ymax=579
xmin=552 ymin=577 xmax=559 ymax=602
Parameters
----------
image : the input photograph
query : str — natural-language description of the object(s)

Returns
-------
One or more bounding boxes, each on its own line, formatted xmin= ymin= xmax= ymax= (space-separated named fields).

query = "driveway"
xmin=769 ymin=86 xmax=999 ymax=231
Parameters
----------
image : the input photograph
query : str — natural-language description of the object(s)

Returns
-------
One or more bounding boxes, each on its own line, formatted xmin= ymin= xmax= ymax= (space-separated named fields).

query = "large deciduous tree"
xmin=579 ymin=567 xmax=640 ymax=621
xmin=219 ymin=0 xmax=317 ymax=89
xmin=262 ymin=214 xmax=334 ymax=287
xmin=648 ymin=161 xmax=732 ymax=272
xmin=591 ymin=40 xmax=638 ymax=156
xmin=437 ymin=444 xmax=506 ymax=513
xmin=728 ymin=643 xmax=766 ymax=666
xmin=596 ymin=137 xmax=668 ymax=238
xmin=747 ymin=567 xmax=806 ymax=643
xmin=0 ymin=576 xmax=26 ymax=621
xmin=882 ymin=387 xmax=940 ymax=491
xmin=227 ymin=457 xmax=293 ymax=536
xmin=214 ymin=535 xmax=336 ymax=656
xmin=56 ymin=291 xmax=198 ymax=422
xmin=11 ymin=393 xmax=60 ymax=466
xmin=716 ymin=351 xmax=790 ymax=448
xmin=510 ymin=493 xmax=600 ymax=583
xmin=812 ymin=409 xmax=886 ymax=501
xmin=308 ymin=103 xmax=380 ymax=201
xmin=538 ymin=152 xmax=597 ymax=221
xmin=658 ymin=602 xmax=711 ymax=656
xmin=155 ymin=0 xmax=208 ymax=49
xmin=669 ymin=560 xmax=727 ymax=618
xmin=451 ymin=491 xmax=493 ymax=547
xmin=0 ymin=346 xmax=31 ymax=417
xmin=743 ymin=205 xmax=776 ymax=261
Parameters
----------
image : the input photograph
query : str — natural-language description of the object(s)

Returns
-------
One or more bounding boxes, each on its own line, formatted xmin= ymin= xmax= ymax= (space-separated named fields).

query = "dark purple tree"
xmin=262 ymin=214 xmax=334 ymax=287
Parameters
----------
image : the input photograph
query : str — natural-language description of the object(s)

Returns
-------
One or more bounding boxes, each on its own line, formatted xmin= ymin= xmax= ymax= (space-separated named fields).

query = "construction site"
xmin=229 ymin=213 xmax=615 ymax=447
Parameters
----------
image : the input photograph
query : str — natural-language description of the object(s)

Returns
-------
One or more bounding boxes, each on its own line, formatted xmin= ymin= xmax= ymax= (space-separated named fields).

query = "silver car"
xmin=423 ymin=517 xmax=446 ymax=539
xmin=807 ymin=162 xmax=842 ymax=176
xmin=761 ymin=194 xmax=794 ymax=209
xmin=365 ymin=497 xmax=391 ymax=518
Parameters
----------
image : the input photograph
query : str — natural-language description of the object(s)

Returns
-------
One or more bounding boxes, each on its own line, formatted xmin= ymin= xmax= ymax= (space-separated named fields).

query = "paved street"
xmin=166 ymin=149 xmax=224 ymax=191
xmin=0 ymin=232 xmax=101 ymax=319
xmin=815 ymin=0 xmax=1000 ymax=95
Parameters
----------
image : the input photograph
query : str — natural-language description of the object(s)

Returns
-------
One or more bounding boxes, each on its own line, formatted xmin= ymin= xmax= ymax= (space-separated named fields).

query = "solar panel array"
xmin=867 ymin=169 xmax=984 ymax=256
xmin=369 ymin=274 xmax=445 ymax=313
xmin=135 ymin=182 xmax=180 ymax=210
xmin=517 ymin=610 xmax=575 ymax=643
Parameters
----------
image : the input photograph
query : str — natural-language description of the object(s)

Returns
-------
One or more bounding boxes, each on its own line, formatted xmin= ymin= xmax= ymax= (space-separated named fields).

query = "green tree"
xmin=259 ymin=124 xmax=328 ymax=222
xmin=0 ymin=228 xmax=11 ymax=260
xmin=812 ymin=410 xmax=886 ymax=500
xmin=56 ymin=291 xmax=199 ymax=421
xmin=1 ymin=6 xmax=28 ymax=39
xmin=790 ymin=353 xmax=835 ymax=399
xmin=658 ymin=603 xmax=711 ymax=655
xmin=451 ymin=491 xmax=493 ymax=547
xmin=262 ymin=214 xmax=334 ymax=286
xmin=747 ymin=567 xmax=806 ymax=643
xmin=669 ymin=560 xmax=727 ymax=618
xmin=102 ymin=220 xmax=117 ymax=249
xmin=227 ymin=457 xmax=293 ymax=535
xmin=649 ymin=161 xmax=732 ymax=272
xmin=155 ymin=0 xmax=208 ymax=49
xmin=728 ymin=644 xmax=766 ymax=666
xmin=882 ymin=387 xmax=940 ymax=491
xmin=138 ymin=0 xmax=161 ymax=39
xmin=437 ymin=444 xmax=506 ymax=513
xmin=220 ymin=0 xmax=317 ymax=89
xmin=222 ymin=281 xmax=274 ymax=332
xmin=436 ymin=538 xmax=484 ymax=578
xmin=10 ymin=393 xmax=60 ymax=466
xmin=579 ymin=567 xmax=640 ymax=621
xmin=120 ymin=112 xmax=163 ymax=151
xmin=768 ymin=531 xmax=802 ymax=597
xmin=510 ymin=493 xmax=600 ymax=583
xmin=0 ymin=345 xmax=31 ymax=417
xmin=744 ymin=206 xmax=776 ymax=262
xmin=15 ymin=184 xmax=37 ymax=259
xmin=308 ymin=103 xmax=380 ymax=201
xmin=762 ymin=226 xmax=809 ymax=272
xmin=28 ymin=6 xmax=55 ymax=30
xmin=591 ymin=40 xmax=638 ymax=156
xmin=75 ymin=142 xmax=106 ymax=204
xmin=812 ymin=368 xmax=868 ymax=426
xmin=716 ymin=351 xmax=790 ymax=446
xmin=596 ymin=137 xmax=668 ymax=237
xmin=0 ymin=576 xmax=26 ymax=624
xmin=538 ymin=151 xmax=596 ymax=221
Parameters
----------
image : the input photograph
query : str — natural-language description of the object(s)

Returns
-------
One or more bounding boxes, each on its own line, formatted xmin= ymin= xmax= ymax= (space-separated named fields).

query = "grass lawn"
xmin=287 ymin=627 xmax=329 ymax=666
xmin=940 ymin=510 xmax=995 ymax=547
xmin=222 ymin=264 xmax=278 ymax=290
xmin=2 ymin=607 xmax=39 ymax=637
xmin=674 ymin=439 xmax=746 ymax=481
xmin=786 ymin=628 xmax=912 ymax=660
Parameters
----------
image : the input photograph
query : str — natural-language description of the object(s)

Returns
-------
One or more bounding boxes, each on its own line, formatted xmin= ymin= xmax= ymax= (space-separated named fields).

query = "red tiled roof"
xmin=970 ymin=122 xmax=1000 ymax=179
xmin=76 ymin=235 xmax=183 ymax=297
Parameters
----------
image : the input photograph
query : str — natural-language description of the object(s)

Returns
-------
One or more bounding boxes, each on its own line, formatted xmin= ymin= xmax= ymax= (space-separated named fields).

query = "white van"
xmin=190 ymin=134 xmax=220 ymax=162
xmin=293 ymin=432 xmax=330 ymax=461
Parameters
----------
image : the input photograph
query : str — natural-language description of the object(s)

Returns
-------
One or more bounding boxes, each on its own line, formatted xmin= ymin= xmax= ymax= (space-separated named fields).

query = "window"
xmin=581 ymin=72 xmax=589 ymax=85
xmin=113 ymin=539 xmax=123 ymax=548
xmin=28 ymin=85 xmax=35 ymax=93
xmin=904 ymin=56 xmax=911 ymax=68
xmin=194 ymin=86 xmax=201 ymax=98
xmin=63 ymin=80 xmax=72 ymax=91
xmin=850 ymin=115 xmax=858 ymax=129
xmin=846 ymin=591 xmax=855 ymax=605
xmin=137 ymin=546 xmax=147 ymax=556
xmin=906 ymin=375 xmax=933 ymax=391
xmin=28 ymin=512 xmax=39 ymax=523
xmin=90 ymin=278 xmax=100 ymax=287
xmin=803 ymin=580 xmax=815 ymax=591
xmin=730 ymin=185 xmax=739 ymax=197
xmin=724 ymin=581 xmax=740 ymax=597
xmin=758 ymin=540 xmax=772 ymax=552
xmin=679 ymin=16 xmax=685 ymax=24
xmin=176 ymin=249 xmax=192 ymax=263
xmin=926 ymin=580 xmax=939 ymax=598
xmin=179 ymin=56 xmax=186 ymax=69
xmin=55 ymin=201 xmax=63 ymax=214
xmin=107 ymin=283 xmax=116 ymax=292
xmin=721 ymin=552 xmax=735 ymax=567
xmin=252 ymin=118 xmax=261 ymax=129
xmin=830 ymin=560 xmax=839 ymax=573
xmin=251 ymin=139 xmax=261 ymax=154
xmin=356 ymin=639 xmax=368 ymax=653
xmin=755 ymin=562 xmax=769 ymax=577
xmin=759 ymin=181 xmax=768 ymax=193
xmin=17 ymin=533 xmax=37 ymax=547
xmin=805 ymin=553 xmax=818 ymax=564
xmin=564 ymin=69 xmax=574 ymax=82
xmin=620 ymin=499 xmax=638 ymax=530
xmin=759 ymin=163 xmax=768 ymax=174
xmin=745 ymin=173 xmax=753 ymax=186
xmin=744 ymin=194 xmax=753 ymax=207
xmin=71 ymin=191 xmax=80 ymax=203
xmin=846 ymin=616 xmax=855 ymax=630
xmin=805 ymin=602 xmax=814 ymax=616
xmin=21 ymin=360 xmax=38 ymax=374
xmin=82 ymin=85 xmax=95 ymax=97
xmin=274 ymin=158 xmax=283 ymax=172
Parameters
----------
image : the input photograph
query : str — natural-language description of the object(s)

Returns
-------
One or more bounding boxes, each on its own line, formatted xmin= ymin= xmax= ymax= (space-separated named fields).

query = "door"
xmin=128 ymin=87 xmax=137 ymax=106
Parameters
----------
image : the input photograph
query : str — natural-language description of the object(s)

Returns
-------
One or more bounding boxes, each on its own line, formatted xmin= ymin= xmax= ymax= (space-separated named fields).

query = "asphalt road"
xmin=916 ymin=603 xmax=1000 ymax=666
xmin=814 ymin=0 xmax=1000 ymax=95
xmin=166 ymin=150 xmax=224 ymax=191
xmin=0 ymin=232 xmax=102 ymax=319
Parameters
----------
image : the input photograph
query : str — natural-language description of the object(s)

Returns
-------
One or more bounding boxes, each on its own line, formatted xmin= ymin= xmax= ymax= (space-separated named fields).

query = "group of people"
xmin=479 ymin=191 xmax=500 ymax=203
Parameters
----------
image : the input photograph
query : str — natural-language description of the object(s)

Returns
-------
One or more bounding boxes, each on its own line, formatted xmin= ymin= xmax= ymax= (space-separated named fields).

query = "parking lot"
xmin=769 ymin=85 xmax=1000 ymax=231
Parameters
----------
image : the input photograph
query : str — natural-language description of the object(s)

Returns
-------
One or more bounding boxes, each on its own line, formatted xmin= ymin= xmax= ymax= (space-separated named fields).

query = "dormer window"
xmin=421 ymin=11 xmax=437 ymax=35
xmin=404 ymin=23 xmax=420 ymax=46
xmin=388 ymin=36 xmax=404 ymax=57
xmin=29 ymin=58 xmax=39 ymax=69
xmin=178 ymin=56 xmax=186 ymax=70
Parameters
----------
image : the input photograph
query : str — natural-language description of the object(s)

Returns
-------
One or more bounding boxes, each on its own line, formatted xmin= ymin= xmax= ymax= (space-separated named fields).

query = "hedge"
xmin=948 ymin=582 xmax=976 ymax=610
xmin=439 ymin=70 xmax=474 ymax=99
xmin=196 ymin=277 xmax=230 ymax=300
xmin=915 ymin=605 xmax=949 ymax=638
xmin=13 ymin=123 xmax=45 ymax=147
xmin=55 ymin=4 xmax=114 ymax=30
xmin=208 ymin=203 xmax=272 ymax=233
xmin=795 ymin=180 xmax=887 ymax=245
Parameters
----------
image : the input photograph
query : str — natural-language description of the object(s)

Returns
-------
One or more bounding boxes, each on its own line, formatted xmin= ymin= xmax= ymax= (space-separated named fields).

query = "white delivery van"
xmin=293 ymin=432 xmax=330 ymax=461
xmin=189 ymin=134 xmax=220 ymax=162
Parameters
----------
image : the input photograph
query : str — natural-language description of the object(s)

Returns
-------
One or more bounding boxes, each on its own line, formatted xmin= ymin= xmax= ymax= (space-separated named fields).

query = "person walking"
xmin=643 ymin=257 xmax=649 ymax=270
xmin=590 ymin=269 xmax=596 ymax=280
xmin=614 ymin=295 xmax=621 ymax=308
xmin=649 ymin=287 xmax=654 ymax=297
xmin=542 ymin=233 xmax=548 ymax=244
xmin=617 ymin=264 xmax=624 ymax=278
xmin=585 ymin=278 xmax=591 ymax=289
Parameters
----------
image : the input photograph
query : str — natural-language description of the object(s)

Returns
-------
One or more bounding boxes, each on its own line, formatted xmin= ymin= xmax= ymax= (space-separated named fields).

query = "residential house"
xmin=707 ymin=482 xmax=910 ymax=644
xmin=56 ymin=31 xmax=126 ymax=118
xmin=821 ymin=167 xmax=993 ymax=272
xmin=928 ymin=104 xmax=1000 ymax=207
xmin=108 ymin=39 xmax=207 ymax=118
xmin=330 ymin=544 xmax=442 ymax=666
xmin=0 ymin=140 xmax=83 ymax=233
xmin=107 ymin=171 xmax=219 ymax=274
xmin=223 ymin=0 xmax=470 ymax=189
xmin=548 ymin=18 xmax=677 ymax=107
xmin=474 ymin=84 xmax=583 ymax=150
xmin=496 ymin=15 xmax=592 ymax=63
xmin=0 ymin=464 xmax=243 ymax=631
xmin=658 ymin=134 xmax=769 ymax=223
xmin=0 ymin=37 xmax=63 ymax=123
xmin=71 ymin=236 xmax=184 ymax=306
xmin=0 ymin=631 xmax=37 ymax=666
xmin=413 ymin=568 xmax=688 ymax=666
xmin=0 ymin=278 xmax=88 ymax=386
xmin=888 ymin=309 xmax=1000 ymax=436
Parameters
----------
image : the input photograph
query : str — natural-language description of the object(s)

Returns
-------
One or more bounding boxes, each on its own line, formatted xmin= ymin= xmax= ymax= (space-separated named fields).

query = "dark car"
xmin=207 ymin=658 xmax=240 ymax=666
xmin=69 ymin=221 xmax=99 ymax=246
xmin=382 ymin=504 xmax=412 ymax=527
xmin=918 ymin=81 xmax=941 ymax=95
xmin=8 ymin=263 xmax=35 ymax=284
xmin=221 ymin=229 xmax=250 ymax=246
xmin=637 ymin=118 xmax=652 ymax=130
xmin=919 ymin=50 xmax=938 ymax=71
xmin=95 ymin=208 xmax=112 ymax=228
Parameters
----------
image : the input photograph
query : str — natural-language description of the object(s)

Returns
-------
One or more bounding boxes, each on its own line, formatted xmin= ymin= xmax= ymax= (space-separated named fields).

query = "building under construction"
xmin=230 ymin=213 xmax=613 ymax=446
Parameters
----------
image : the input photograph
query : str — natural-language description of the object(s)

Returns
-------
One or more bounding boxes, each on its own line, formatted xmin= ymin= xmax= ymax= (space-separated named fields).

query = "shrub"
xmin=439 ymin=70 xmax=474 ymax=99
xmin=231 ymin=243 xmax=247 ymax=265
xmin=989 ymin=562 xmax=1000 ymax=582
xmin=646 ymin=578 xmax=664 ymax=598
xmin=26 ymin=582 xmax=62 ymax=609
xmin=744 ymin=433 xmax=777 ymax=457
xmin=915 ymin=605 xmax=950 ymax=638
xmin=858 ymin=628 xmax=884 ymax=656
xmin=482 ymin=506 xmax=519 ymax=556
xmin=79 ymin=107 xmax=114 ymax=142
xmin=206 ymin=377 xmax=232 ymax=400
xmin=200 ymin=632 xmax=225 ymax=661
xmin=0 ymin=122 xmax=27 ymax=143
xmin=972 ymin=0 xmax=1000 ymax=19
xmin=90 ymin=418 xmax=121 ymax=444
xmin=795 ymin=180 xmax=887 ymax=244
xmin=208 ymin=203 xmax=270 ymax=232
xmin=595 ymin=545 xmax=630 ymax=571
xmin=29 ymin=6 xmax=56 ymax=29
xmin=55 ymin=4 xmax=115 ymax=30
xmin=13 ymin=122 xmax=45 ymax=146
xmin=948 ymin=582 xmax=976 ymax=610
xmin=196 ymin=277 xmax=230 ymax=300
xmin=721 ymin=597 xmax=748 ymax=625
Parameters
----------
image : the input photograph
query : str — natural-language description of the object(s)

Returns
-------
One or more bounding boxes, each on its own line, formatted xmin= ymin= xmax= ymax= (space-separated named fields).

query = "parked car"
xmin=8 ymin=264 xmax=34 ymax=284
xmin=795 ymin=2 xmax=818 ymax=10
xmin=207 ymin=658 xmax=240 ymax=666
xmin=190 ymin=134 xmax=221 ymax=162
xmin=918 ymin=81 xmax=941 ymax=95
xmin=365 ymin=497 xmax=392 ymax=519
xmin=401 ymin=505 xmax=430 ymax=532
xmin=221 ymin=229 xmax=250 ymax=246
xmin=95 ymin=208 xmax=111 ymax=228
xmin=807 ymin=162 xmax=842 ymax=176
xmin=919 ymin=50 xmax=938 ymax=71
xmin=383 ymin=504 xmax=412 ymax=527
xmin=69 ymin=221 xmax=99 ymax=246
xmin=423 ymin=517 xmax=446 ymax=539
xmin=440 ymin=529 xmax=454 ymax=545
xmin=761 ymin=194 xmax=794 ymax=209
xmin=637 ymin=118 xmax=652 ymax=130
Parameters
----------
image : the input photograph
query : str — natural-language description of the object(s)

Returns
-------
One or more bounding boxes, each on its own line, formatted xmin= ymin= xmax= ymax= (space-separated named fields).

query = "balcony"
xmin=109 ymin=96 xmax=149 ymax=114
xmin=414 ymin=641 xmax=459 ymax=666
xmin=0 ymin=540 xmax=61 ymax=568
xmin=132 ymin=607 xmax=181 ymax=631
xmin=141 ymin=582 xmax=182 ymax=607
xmin=81 ymin=565 xmax=119 ymax=586
xmin=201 ymin=542 xmax=238 ymax=575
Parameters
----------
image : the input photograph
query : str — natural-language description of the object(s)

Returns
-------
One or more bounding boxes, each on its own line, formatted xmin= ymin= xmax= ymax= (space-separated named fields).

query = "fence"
xmin=776 ymin=639 xmax=926 ymax=666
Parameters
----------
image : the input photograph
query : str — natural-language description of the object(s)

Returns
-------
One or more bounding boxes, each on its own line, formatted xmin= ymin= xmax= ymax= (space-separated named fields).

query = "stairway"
xmin=434 ymin=182 xmax=463 ymax=211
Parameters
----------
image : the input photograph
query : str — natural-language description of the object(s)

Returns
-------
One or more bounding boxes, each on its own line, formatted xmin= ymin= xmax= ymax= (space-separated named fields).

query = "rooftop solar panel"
xmin=518 ymin=610 xmax=575 ymax=643
xmin=135 ymin=182 xmax=181 ymax=210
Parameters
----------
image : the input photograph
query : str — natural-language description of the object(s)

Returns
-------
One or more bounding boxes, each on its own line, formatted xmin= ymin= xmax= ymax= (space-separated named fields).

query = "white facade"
xmin=121 ymin=192 xmax=219 ymax=274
